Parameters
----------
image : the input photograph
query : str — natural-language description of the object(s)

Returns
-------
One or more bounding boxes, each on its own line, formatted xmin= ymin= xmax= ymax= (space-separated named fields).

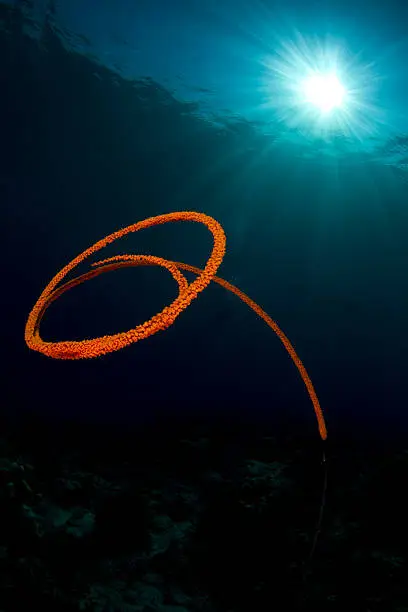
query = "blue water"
xmin=1 ymin=0 xmax=408 ymax=442
xmin=6 ymin=0 xmax=408 ymax=164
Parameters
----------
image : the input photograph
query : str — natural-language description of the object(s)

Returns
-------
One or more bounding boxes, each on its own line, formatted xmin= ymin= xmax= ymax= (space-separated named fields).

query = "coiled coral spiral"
xmin=25 ymin=211 xmax=327 ymax=440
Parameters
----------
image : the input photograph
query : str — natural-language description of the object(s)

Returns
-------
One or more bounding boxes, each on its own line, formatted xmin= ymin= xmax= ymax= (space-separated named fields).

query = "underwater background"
xmin=1 ymin=1 xmax=408 ymax=610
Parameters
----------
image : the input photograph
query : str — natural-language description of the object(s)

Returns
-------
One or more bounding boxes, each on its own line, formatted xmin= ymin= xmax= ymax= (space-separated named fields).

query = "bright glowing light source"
xmin=302 ymin=73 xmax=345 ymax=113
xmin=260 ymin=32 xmax=384 ymax=142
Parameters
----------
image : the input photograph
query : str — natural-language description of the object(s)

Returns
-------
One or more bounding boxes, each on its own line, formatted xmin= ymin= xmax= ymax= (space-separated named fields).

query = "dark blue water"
xmin=2 ymin=0 xmax=408 ymax=442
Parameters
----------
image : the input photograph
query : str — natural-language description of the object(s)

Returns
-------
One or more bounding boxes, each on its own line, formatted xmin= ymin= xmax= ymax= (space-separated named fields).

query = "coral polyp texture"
xmin=25 ymin=211 xmax=327 ymax=440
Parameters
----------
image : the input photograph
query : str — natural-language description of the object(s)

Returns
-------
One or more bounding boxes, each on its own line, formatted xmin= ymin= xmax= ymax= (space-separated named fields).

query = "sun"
xmin=260 ymin=32 xmax=383 ymax=141
xmin=302 ymin=73 xmax=346 ymax=113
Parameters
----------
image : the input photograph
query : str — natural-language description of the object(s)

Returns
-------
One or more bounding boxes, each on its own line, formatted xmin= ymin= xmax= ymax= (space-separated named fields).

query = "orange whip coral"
xmin=25 ymin=211 xmax=327 ymax=441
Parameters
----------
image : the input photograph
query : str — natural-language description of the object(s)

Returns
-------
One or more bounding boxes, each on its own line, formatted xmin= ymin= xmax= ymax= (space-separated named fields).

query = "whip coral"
xmin=25 ymin=211 xmax=327 ymax=440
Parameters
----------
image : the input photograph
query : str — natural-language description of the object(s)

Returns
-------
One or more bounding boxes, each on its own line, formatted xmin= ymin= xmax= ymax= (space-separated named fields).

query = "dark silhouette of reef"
xmin=1 ymin=413 xmax=408 ymax=611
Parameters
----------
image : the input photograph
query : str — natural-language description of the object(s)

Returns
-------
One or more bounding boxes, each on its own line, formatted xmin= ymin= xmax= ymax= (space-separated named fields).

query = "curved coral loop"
xmin=25 ymin=211 xmax=327 ymax=440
